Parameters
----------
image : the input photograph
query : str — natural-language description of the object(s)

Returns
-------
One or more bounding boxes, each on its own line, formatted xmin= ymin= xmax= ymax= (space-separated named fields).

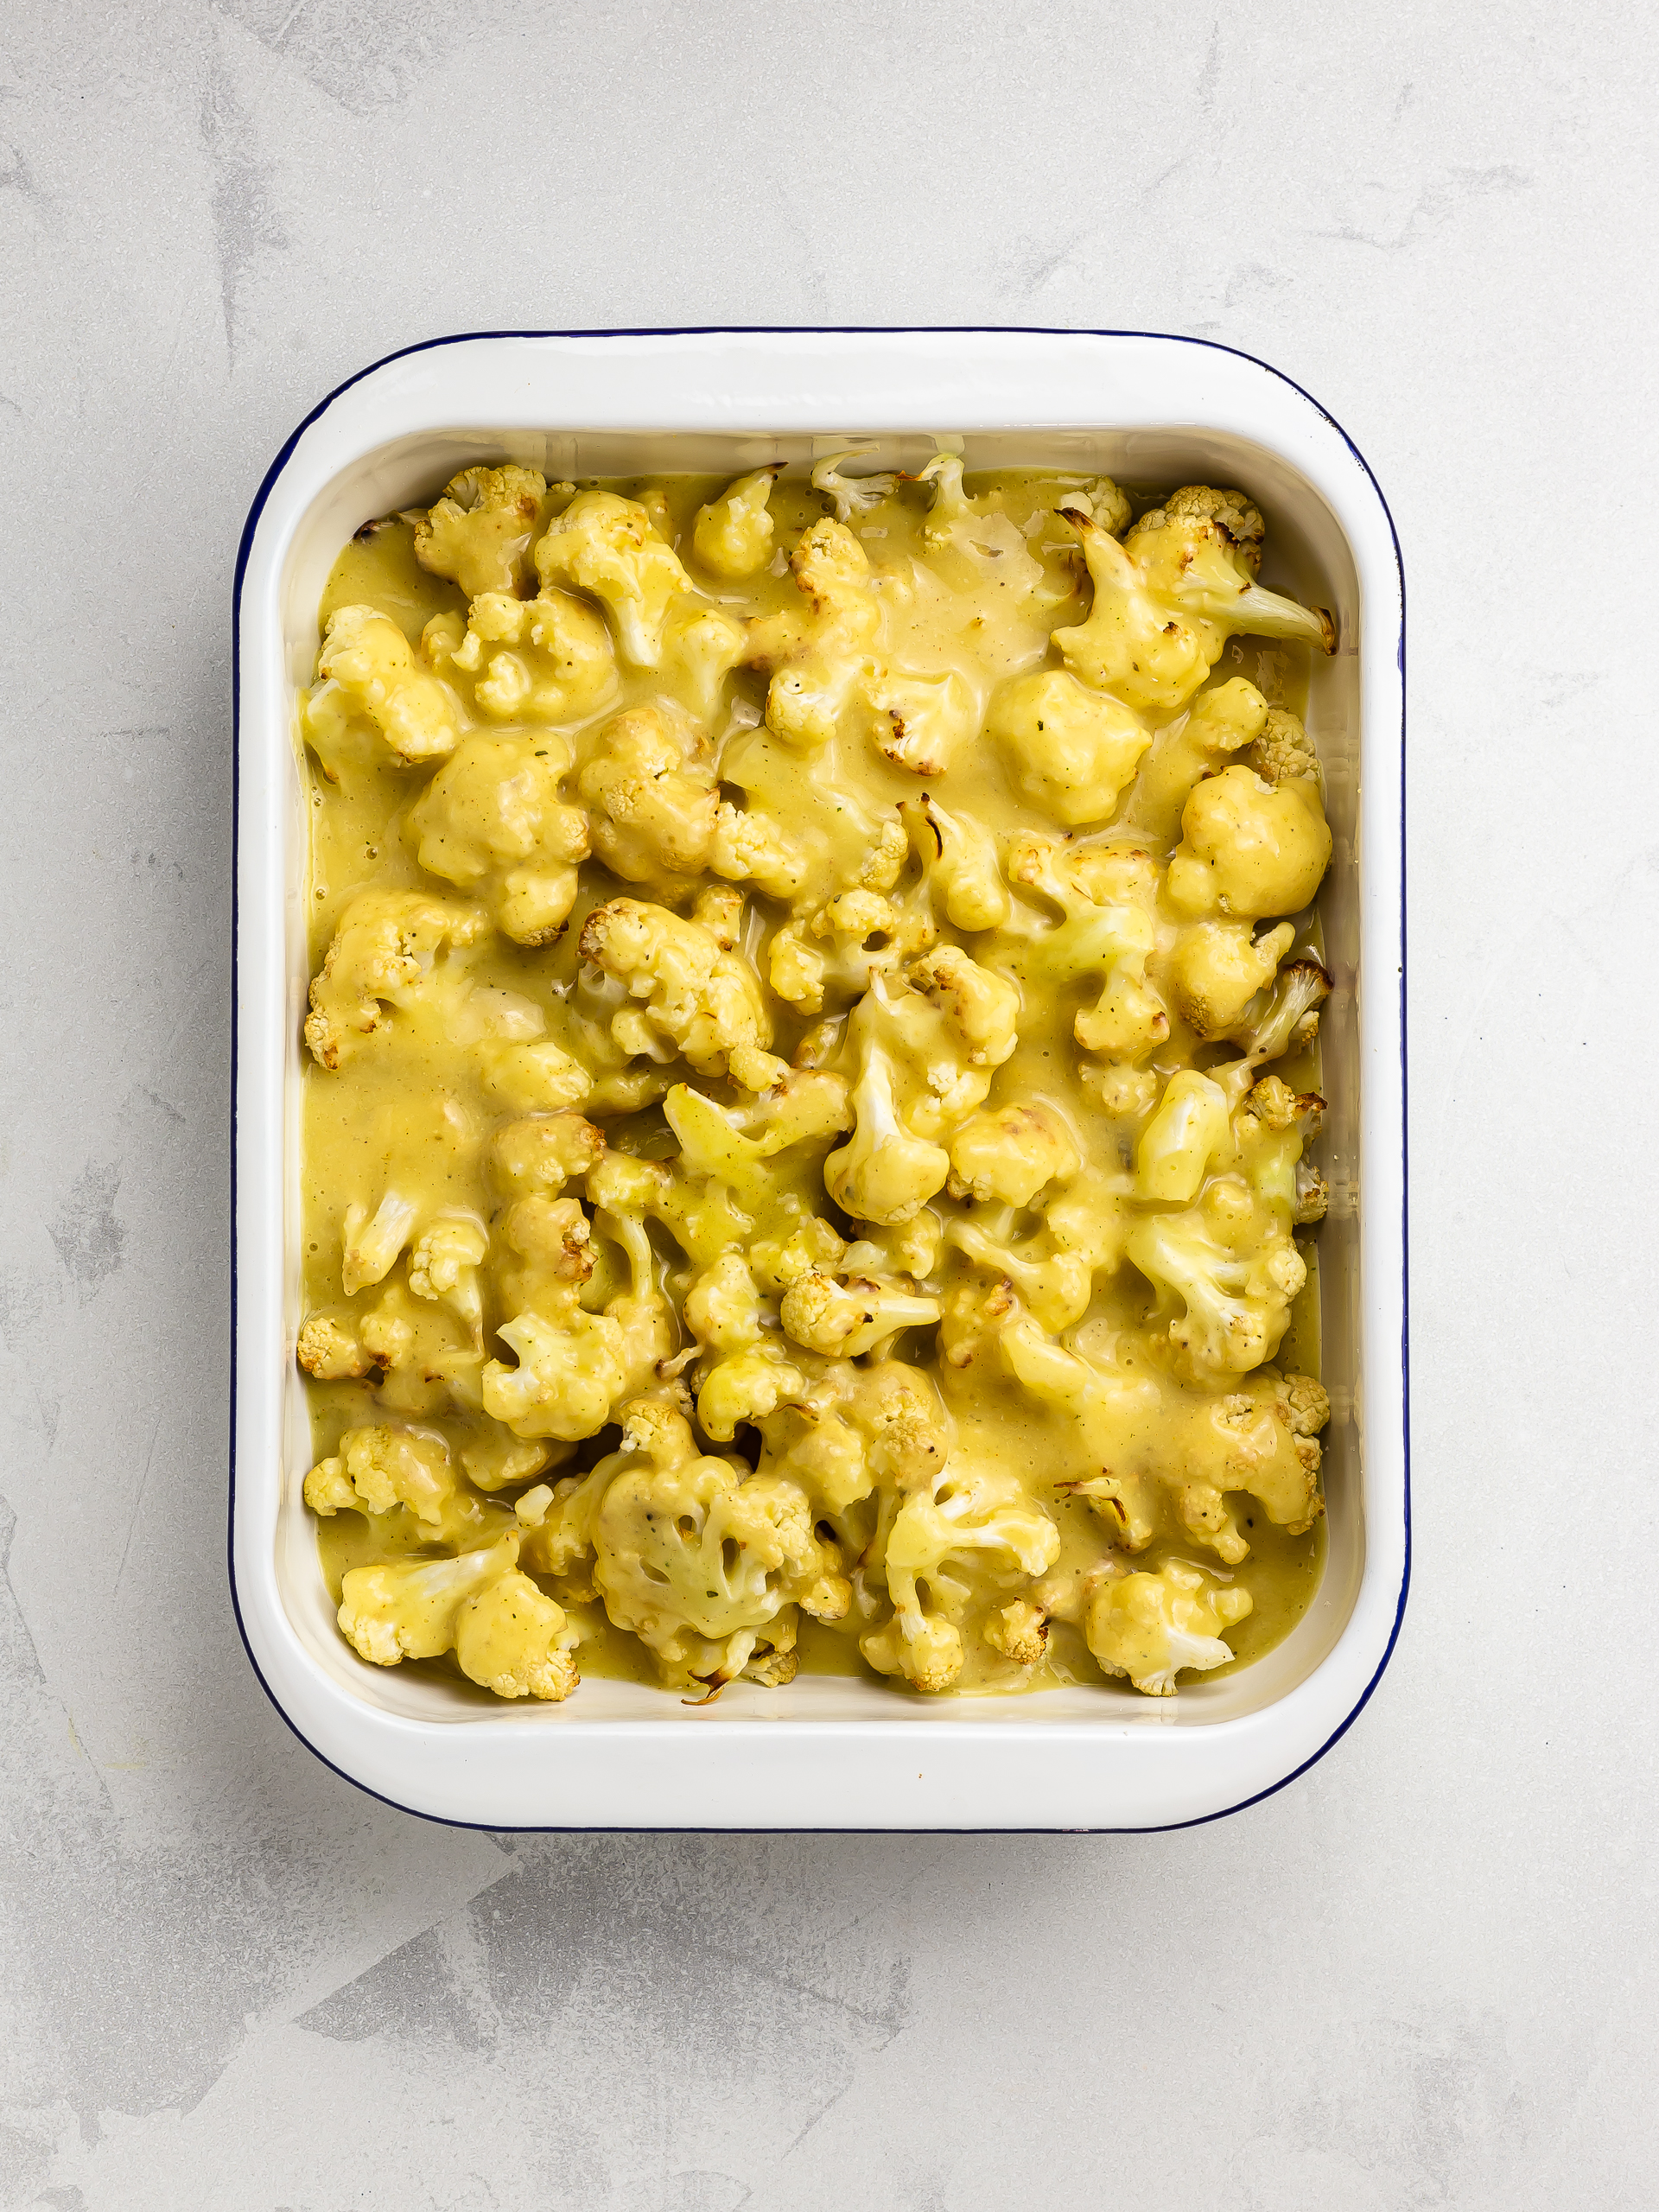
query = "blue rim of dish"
xmin=230 ymin=326 xmax=1409 ymax=1835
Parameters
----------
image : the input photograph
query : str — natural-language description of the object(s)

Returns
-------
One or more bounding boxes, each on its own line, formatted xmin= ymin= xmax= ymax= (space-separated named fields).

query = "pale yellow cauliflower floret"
xmin=1085 ymin=1558 xmax=1252 ymax=1694
xmin=778 ymin=1270 xmax=941 ymax=1357
xmin=305 ymin=605 xmax=463 ymax=767
xmin=1166 ymin=764 xmax=1332 ymax=920
xmin=427 ymin=587 xmax=618 ymax=725
xmin=533 ymin=489 xmax=693 ymax=667
xmin=303 ymin=1423 xmax=456 ymax=1528
xmin=409 ymin=731 xmax=590 ymax=944
xmin=337 ymin=1534 xmax=518 ymax=1669
xmin=988 ymin=667 xmax=1153 ymax=824
xmin=578 ymin=896 xmax=785 ymax=1091
xmin=693 ymin=467 xmax=780 ymax=579
xmin=1165 ymin=918 xmax=1296 ymax=1039
xmin=304 ymin=891 xmax=487 ymax=1069
xmin=947 ymin=1103 xmax=1080 ymax=1208
xmin=576 ymin=705 xmax=716 ymax=897
xmin=413 ymin=464 xmax=555 ymax=598
xmin=453 ymin=1567 xmax=579 ymax=1700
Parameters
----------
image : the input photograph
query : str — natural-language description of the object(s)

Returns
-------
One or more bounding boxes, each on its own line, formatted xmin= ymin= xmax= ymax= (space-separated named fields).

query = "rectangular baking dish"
xmin=232 ymin=327 xmax=1408 ymax=1831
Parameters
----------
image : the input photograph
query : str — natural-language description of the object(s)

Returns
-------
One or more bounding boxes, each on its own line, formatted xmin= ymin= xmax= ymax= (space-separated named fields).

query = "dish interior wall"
xmin=275 ymin=427 xmax=1364 ymax=1727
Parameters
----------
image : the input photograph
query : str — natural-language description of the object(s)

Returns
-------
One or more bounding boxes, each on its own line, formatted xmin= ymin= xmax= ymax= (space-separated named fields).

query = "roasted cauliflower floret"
xmin=1053 ymin=495 xmax=1333 ymax=718
xmin=1005 ymin=836 xmax=1168 ymax=1064
xmin=906 ymin=944 xmax=1020 ymax=1070
xmin=852 ymin=663 xmax=979 ymax=778
xmin=426 ymin=587 xmax=618 ymax=726
xmin=1165 ymin=918 xmax=1296 ymax=1039
xmin=1225 ymin=953 xmax=1332 ymax=1064
xmin=988 ymin=667 xmax=1153 ymax=825
xmin=899 ymin=793 xmax=1010 ymax=932
xmin=948 ymin=1166 xmax=1130 ymax=1333
xmin=533 ymin=489 xmax=694 ymax=667
xmin=1125 ymin=677 xmax=1269 ymax=842
xmin=579 ymin=896 xmax=784 ymax=1091
xmin=692 ymin=466 xmax=781 ymax=580
xmin=589 ymin=1408 xmax=848 ymax=1689
xmin=748 ymin=517 xmax=884 ymax=752
xmin=304 ymin=605 xmax=463 ymax=767
xmin=1128 ymin=1192 xmax=1306 ymax=1382
xmin=861 ymin=1459 xmax=1060 ymax=1694
xmin=1252 ymin=705 xmax=1319 ymax=785
xmin=408 ymin=732 xmax=590 ymax=944
xmin=303 ymin=1423 xmax=457 ymax=1528
xmin=811 ymin=452 xmax=898 ymax=521
xmin=824 ymin=1037 xmax=950 ymax=1226
xmin=947 ymin=1102 xmax=1080 ymax=1209
xmin=304 ymin=891 xmax=487 ymax=1069
xmin=337 ymin=1533 xmax=519 ymax=1669
xmin=1166 ymin=764 xmax=1332 ymax=920
xmin=1171 ymin=1366 xmax=1331 ymax=1563
xmin=575 ymin=704 xmax=718 ymax=897
xmin=1085 ymin=1558 xmax=1251 ymax=1694
xmin=1135 ymin=1069 xmax=1234 ymax=1204
xmin=779 ymin=1270 xmax=941 ymax=1358
xmin=413 ymin=464 xmax=555 ymax=598
xmin=710 ymin=800 xmax=810 ymax=899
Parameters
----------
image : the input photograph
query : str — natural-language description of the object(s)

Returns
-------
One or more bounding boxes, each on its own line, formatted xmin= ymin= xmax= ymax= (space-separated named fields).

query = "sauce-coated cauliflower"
xmin=988 ymin=667 xmax=1154 ymax=825
xmin=533 ymin=489 xmax=693 ymax=667
xmin=576 ymin=705 xmax=717 ymax=898
xmin=1166 ymin=764 xmax=1332 ymax=920
xmin=693 ymin=466 xmax=780 ymax=580
xmin=306 ymin=605 xmax=463 ymax=768
xmin=305 ymin=891 xmax=488 ymax=1069
xmin=579 ymin=896 xmax=785 ymax=1091
xmin=1084 ymin=1558 xmax=1251 ymax=1694
xmin=408 ymin=731 xmax=590 ymax=944
xmin=425 ymin=586 xmax=618 ymax=725
xmin=413 ymin=464 xmax=556 ymax=599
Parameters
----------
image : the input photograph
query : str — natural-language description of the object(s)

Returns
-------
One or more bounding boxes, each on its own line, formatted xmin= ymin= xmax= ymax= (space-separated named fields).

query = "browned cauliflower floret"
xmin=304 ymin=891 xmax=487 ymax=1069
xmin=1165 ymin=919 xmax=1296 ymax=1039
xmin=413 ymin=464 xmax=558 ymax=598
xmin=946 ymin=1103 xmax=1080 ymax=1209
xmin=1252 ymin=706 xmax=1319 ymax=785
xmin=303 ymin=1423 xmax=456 ymax=1529
xmin=1084 ymin=1557 xmax=1251 ymax=1695
xmin=778 ymin=1270 xmax=941 ymax=1358
xmin=692 ymin=466 xmax=781 ymax=580
xmin=408 ymin=731 xmax=590 ymax=944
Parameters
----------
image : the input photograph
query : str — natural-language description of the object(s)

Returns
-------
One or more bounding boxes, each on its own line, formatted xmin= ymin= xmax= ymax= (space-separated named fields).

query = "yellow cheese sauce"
xmin=297 ymin=462 xmax=1333 ymax=1705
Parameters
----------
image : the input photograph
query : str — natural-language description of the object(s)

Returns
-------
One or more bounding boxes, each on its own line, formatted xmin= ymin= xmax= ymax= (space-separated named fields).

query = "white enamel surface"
xmin=234 ymin=330 xmax=1406 ymax=1829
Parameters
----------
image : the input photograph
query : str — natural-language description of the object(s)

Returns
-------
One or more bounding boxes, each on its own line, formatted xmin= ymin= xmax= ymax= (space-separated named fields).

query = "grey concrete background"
xmin=1 ymin=2 xmax=1653 ymax=2204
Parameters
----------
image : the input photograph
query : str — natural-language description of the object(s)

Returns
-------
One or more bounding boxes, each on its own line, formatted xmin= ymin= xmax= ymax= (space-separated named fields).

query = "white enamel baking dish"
xmin=232 ymin=328 xmax=1408 ymax=1831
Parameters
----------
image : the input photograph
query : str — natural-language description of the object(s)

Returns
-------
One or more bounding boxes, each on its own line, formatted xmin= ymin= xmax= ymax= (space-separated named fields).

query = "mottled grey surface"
xmin=0 ymin=1 xmax=1653 ymax=2204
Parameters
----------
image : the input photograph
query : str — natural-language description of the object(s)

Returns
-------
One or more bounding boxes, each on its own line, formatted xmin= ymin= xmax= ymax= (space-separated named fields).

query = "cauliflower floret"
xmin=303 ymin=1422 xmax=457 ymax=1528
xmin=408 ymin=731 xmax=590 ymax=944
xmin=710 ymin=800 xmax=810 ymax=899
xmin=1135 ymin=1069 xmax=1234 ymax=1203
xmin=899 ymin=793 xmax=1010 ymax=932
xmin=296 ymin=1313 xmax=371 ymax=1381
xmin=811 ymin=452 xmax=897 ymax=521
xmin=987 ymin=667 xmax=1153 ymax=825
xmin=1127 ymin=1191 xmax=1306 ymax=1382
xmin=660 ymin=603 xmax=748 ymax=726
xmin=682 ymin=1249 xmax=807 ymax=1441
xmin=983 ymin=1598 xmax=1050 ymax=1668
xmin=589 ymin=1409 xmax=848 ymax=1690
xmin=1053 ymin=495 xmax=1333 ymax=719
xmin=997 ymin=1323 xmax=1164 ymax=1547
xmin=767 ymin=870 xmax=936 ymax=1016
xmin=824 ymin=1037 xmax=950 ymax=1226
xmin=1122 ymin=676 xmax=1268 ymax=842
xmin=1123 ymin=486 xmax=1336 ymax=649
xmin=946 ymin=1103 xmax=1080 ymax=1209
xmin=1004 ymin=837 xmax=1168 ymax=1064
xmin=692 ymin=466 xmax=781 ymax=580
xmin=852 ymin=663 xmax=979 ymax=778
xmin=482 ymin=1184 xmax=669 ymax=1442
xmin=407 ymin=1211 xmax=489 ymax=1334
xmin=533 ymin=489 xmax=694 ymax=667
xmin=1085 ymin=1557 xmax=1251 ymax=1694
xmin=339 ymin=1190 xmax=418 ymax=1296
xmin=578 ymin=896 xmax=784 ymax=1090
xmin=453 ymin=1567 xmax=579 ymax=1700
xmin=779 ymin=1271 xmax=942 ymax=1358
xmin=861 ymin=1459 xmax=1060 ymax=1694
xmin=1166 ymin=765 xmax=1332 ymax=920
xmin=1252 ymin=705 xmax=1319 ymax=785
xmin=304 ymin=605 xmax=463 ymax=768
xmin=747 ymin=518 xmax=884 ymax=752
xmin=947 ymin=1166 xmax=1131 ymax=1332
xmin=426 ymin=587 xmax=619 ymax=726
xmin=912 ymin=456 xmax=1047 ymax=602
xmin=480 ymin=1038 xmax=594 ymax=1115
xmin=489 ymin=1111 xmax=606 ymax=1200
xmin=1170 ymin=1367 xmax=1331 ymax=1562
xmin=1224 ymin=953 xmax=1332 ymax=1064
xmin=337 ymin=1533 xmax=520 ymax=1669
xmin=906 ymin=944 xmax=1020 ymax=1070
xmin=575 ymin=704 xmax=717 ymax=897
xmin=1165 ymin=918 xmax=1296 ymax=1039
xmin=413 ymin=464 xmax=556 ymax=598
xmin=304 ymin=891 xmax=487 ymax=1069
